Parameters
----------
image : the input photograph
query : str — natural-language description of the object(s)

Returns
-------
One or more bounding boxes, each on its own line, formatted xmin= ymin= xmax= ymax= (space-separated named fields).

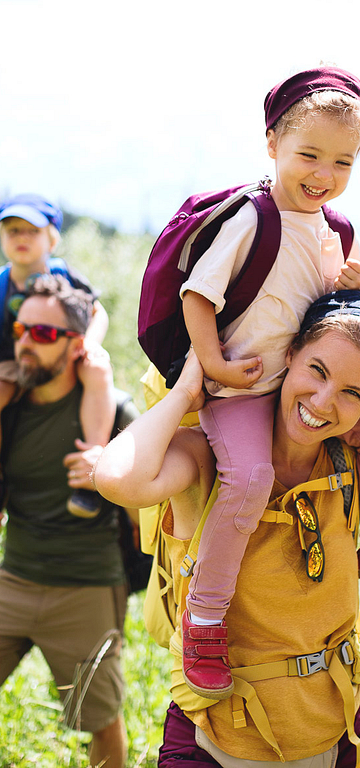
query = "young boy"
xmin=0 ymin=193 xmax=116 ymax=518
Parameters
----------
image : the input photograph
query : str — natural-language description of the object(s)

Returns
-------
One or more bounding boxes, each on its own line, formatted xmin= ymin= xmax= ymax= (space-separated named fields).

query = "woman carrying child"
xmin=95 ymin=290 xmax=360 ymax=766
xmin=174 ymin=65 xmax=360 ymax=699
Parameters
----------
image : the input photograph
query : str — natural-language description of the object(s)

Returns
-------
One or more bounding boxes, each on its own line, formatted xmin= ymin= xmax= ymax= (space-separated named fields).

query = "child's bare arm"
xmin=182 ymin=290 xmax=262 ymax=389
xmin=84 ymin=300 xmax=109 ymax=347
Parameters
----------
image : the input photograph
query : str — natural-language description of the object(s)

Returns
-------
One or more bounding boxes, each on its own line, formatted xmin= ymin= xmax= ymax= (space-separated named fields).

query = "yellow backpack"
xmin=140 ymin=438 xmax=360 ymax=762
xmin=142 ymin=438 xmax=358 ymax=651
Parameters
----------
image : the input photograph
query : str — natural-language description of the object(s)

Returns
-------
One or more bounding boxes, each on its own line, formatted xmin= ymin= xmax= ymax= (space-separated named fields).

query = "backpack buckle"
xmin=180 ymin=554 xmax=195 ymax=578
xmin=296 ymin=649 xmax=328 ymax=676
xmin=328 ymin=472 xmax=343 ymax=491
xmin=341 ymin=640 xmax=354 ymax=666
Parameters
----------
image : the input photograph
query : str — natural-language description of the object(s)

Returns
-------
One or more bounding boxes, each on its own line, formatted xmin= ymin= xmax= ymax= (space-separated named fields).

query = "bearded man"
xmin=0 ymin=275 xmax=138 ymax=768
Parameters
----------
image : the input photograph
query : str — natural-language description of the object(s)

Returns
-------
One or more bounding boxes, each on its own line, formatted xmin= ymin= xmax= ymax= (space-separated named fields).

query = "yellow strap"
xmin=231 ymin=650 xmax=339 ymax=684
xmin=261 ymin=470 xmax=353 ymax=524
xmin=232 ymin=675 xmax=285 ymax=762
xmin=261 ymin=509 xmax=293 ymax=525
xmin=278 ymin=471 xmax=353 ymax=508
xmin=328 ymin=652 xmax=360 ymax=763
xmin=179 ymin=477 xmax=221 ymax=613
xmin=231 ymin=644 xmax=359 ymax=764
xmin=232 ymin=695 xmax=247 ymax=728
xmin=157 ymin=564 xmax=173 ymax=597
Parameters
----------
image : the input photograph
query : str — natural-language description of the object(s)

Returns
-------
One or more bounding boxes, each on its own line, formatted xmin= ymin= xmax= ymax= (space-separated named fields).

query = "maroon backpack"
xmin=138 ymin=179 xmax=354 ymax=380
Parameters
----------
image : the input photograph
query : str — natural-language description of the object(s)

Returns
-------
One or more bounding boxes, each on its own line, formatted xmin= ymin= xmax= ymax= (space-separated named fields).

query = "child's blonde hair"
xmin=272 ymin=90 xmax=360 ymax=144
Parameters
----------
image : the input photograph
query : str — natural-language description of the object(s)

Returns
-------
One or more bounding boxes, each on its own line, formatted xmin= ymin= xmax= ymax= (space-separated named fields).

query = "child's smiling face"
xmin=267 ymin=113 xmax=360 ymax=213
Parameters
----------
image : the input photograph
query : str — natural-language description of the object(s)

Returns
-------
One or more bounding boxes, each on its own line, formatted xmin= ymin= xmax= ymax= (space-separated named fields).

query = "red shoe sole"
xmin=182 ymin=663 xmax=234 ymax=700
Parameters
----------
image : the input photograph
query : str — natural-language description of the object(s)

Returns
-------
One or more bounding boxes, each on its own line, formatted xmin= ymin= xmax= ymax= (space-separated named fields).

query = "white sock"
xmin=190 ymin=612 xmax=221 ymax=626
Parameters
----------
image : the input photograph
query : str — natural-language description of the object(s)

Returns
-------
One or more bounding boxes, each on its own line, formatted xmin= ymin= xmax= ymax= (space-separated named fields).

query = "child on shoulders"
xmin=179 ymin=65 xmax=360 ymax=700
xmin=0 ymin=193 xmax=115 ymax=518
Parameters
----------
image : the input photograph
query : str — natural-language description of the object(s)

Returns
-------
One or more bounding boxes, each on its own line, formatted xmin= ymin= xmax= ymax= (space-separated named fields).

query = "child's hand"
xmin=212 ymin=356 xmax=263 ymax=390
xmin=334 ymin=259 xmax=360 ymax=290
xmin=81 ymin=339 xmax=110 ymax=363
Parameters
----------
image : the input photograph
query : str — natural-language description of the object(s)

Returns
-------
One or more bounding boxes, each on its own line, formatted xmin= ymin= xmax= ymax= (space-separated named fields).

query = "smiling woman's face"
xmin=278 ymin=330 xmax=360 ymax=446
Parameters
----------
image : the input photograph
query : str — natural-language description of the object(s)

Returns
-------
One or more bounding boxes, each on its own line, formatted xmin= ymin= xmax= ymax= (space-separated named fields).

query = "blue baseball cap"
xmin=0 ymin=194 xmax=63 ymax=232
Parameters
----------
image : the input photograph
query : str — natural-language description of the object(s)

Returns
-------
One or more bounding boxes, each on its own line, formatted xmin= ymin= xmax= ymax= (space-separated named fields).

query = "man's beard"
xmin=17 ymin=347 xmax=69 ymax=390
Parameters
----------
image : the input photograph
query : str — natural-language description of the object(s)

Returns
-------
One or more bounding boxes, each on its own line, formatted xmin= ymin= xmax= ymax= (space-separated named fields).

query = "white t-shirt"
xmin=180 ymin=201 xmax=360 ymax=397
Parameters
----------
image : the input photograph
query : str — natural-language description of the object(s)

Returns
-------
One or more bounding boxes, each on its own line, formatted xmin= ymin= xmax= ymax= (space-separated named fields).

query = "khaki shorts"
xmin=0 ymin=569 xmax=127 ymax=732
xmin=0 ymin=360 xmax=19 ymax=383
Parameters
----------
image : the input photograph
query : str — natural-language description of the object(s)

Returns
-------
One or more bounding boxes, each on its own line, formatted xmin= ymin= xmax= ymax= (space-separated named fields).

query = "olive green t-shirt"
xmin=2 ymin=384 xmax=127 ymax=587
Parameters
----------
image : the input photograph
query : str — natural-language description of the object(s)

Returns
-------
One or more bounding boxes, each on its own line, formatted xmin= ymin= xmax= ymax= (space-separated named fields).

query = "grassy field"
xmin=0 ymin=221 xmax=174 ymax=766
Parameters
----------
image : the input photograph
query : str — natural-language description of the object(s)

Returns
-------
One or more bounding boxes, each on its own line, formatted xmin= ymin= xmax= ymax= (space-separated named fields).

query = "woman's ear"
xmin=267 ymin=129 xmax=277 ymax=159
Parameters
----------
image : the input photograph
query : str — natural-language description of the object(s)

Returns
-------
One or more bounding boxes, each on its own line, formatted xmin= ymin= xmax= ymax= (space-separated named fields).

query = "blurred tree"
xmin=57 ymin=218 xmax=155 ymax=409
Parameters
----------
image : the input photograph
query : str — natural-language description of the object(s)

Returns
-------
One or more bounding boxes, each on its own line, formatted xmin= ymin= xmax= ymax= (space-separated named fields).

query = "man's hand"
xmin=334 ymin=259 xmax=360 ymax=290
xmin=63 ymin=439 xmax=104 ymax=489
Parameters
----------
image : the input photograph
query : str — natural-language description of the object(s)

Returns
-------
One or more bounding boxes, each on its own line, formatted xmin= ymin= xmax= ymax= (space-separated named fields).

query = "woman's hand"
xmin=176 ymin=348 xmax=205 ymax=413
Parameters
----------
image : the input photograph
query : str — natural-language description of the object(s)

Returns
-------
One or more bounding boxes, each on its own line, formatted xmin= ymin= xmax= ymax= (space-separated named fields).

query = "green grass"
xmin=56 ymin=220 xmax=156 ymax=410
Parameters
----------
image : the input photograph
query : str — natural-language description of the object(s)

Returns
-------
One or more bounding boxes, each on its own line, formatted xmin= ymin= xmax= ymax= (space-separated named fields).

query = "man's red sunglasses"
xmin=12 ymin=320 xmax=81 ymax=344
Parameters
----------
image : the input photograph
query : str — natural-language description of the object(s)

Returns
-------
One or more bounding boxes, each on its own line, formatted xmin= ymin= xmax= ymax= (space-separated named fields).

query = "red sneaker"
xmin=181 ymin=610 xmax=234 ymax=699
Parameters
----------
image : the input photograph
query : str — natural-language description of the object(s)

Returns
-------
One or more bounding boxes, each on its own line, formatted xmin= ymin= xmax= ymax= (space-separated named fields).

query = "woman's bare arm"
xmin=94 ymin=351 xmax=207 ymax=508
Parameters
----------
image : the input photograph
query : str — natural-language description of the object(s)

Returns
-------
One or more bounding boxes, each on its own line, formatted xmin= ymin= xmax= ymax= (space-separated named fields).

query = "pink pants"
xmin=187 ymin=392 xmax=277 ymax=622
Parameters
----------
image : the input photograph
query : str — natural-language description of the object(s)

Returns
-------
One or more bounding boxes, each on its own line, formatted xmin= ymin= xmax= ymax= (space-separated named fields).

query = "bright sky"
xmin=1 ymin=0 xmax=360 ymax=233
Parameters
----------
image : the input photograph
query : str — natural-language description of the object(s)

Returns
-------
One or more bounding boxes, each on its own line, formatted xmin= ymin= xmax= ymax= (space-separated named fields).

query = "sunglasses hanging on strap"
xmin=261 ymin=437 xmax=357 ymax=583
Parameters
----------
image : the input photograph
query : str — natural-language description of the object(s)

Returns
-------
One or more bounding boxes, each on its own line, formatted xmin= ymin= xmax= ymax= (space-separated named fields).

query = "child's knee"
xmin=234 ymin=462 xmax=275 ymax=534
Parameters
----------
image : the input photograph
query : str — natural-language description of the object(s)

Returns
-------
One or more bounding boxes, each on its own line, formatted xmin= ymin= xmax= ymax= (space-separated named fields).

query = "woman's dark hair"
xmin=292 ymin=312 xmax=360 ymax=354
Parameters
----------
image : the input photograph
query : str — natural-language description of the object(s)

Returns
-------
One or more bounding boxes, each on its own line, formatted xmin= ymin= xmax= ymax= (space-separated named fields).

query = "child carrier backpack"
xmin=142 ymin=437 xmax=357 ymax=651
xmin=141 ymin=439 xmax=360 ymax=759
xmin=138 ymin=179 xmax=354 ymax=381
xmin=0 ymin=257 xmax=74 ymax=339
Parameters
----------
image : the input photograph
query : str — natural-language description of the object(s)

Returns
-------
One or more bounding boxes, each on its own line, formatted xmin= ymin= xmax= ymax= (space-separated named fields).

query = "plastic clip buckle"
xmin=328 ymin=472 xmax=343 ymax=491
xmin=341 ymin=641 xmax=353 ymax=666
xmin=296 ymin=649 xmax=328 ymax=677
xmin=180 ymin=554 xmax=195 ymax=578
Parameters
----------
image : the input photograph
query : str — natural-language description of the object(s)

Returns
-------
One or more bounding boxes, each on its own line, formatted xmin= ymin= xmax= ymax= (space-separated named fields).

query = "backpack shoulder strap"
xmin=178 ymin=476 xmax=221 ymax=614
xmin=218 ymin=193 xmax=282 ymax=330
xmin=110 ymin=389 xmax=133 ymax=438
xmin=0 ymin=263 xmax=12 ymax=341
xmin=326 ymin=437 xmax=359 ymax=537
xmin=322 ymin=206 xmax=354 ymax=260
xmin=261 ymin=438 xmax=358 ymax=532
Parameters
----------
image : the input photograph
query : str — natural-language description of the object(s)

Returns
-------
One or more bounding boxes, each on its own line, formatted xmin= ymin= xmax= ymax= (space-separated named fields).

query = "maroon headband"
xmin=264 ymin=66 xmax=360 ymax=131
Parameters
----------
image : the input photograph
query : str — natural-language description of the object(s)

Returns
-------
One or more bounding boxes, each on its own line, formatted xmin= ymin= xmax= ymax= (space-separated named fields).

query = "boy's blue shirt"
xmin=0 ymin=257 xmax=98 ymax=362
